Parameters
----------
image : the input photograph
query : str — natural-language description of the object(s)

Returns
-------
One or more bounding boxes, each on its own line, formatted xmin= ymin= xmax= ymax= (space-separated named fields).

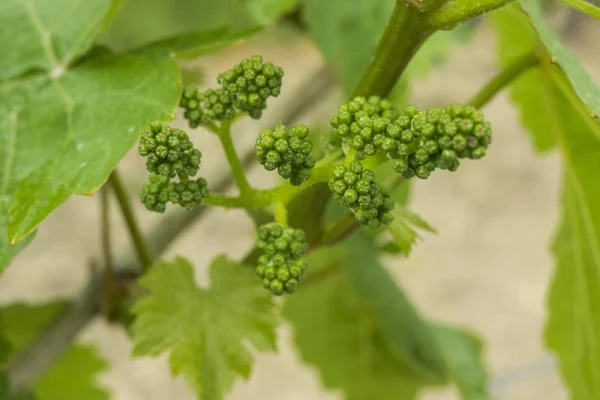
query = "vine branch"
xmin=217 ymin=120 xmax=253 ymax=195
xmin=559 ymin=0 xmax=600 ymax=20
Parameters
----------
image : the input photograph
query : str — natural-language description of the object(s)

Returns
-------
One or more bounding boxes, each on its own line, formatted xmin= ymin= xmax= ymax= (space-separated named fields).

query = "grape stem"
xmin=560 ymin=0 xmax=600 ymax=20
xmin=468 ymin=51 xmax=540 ymax=109
xmin=216 ymin=120 xmax=253 ymax=195
xmin=108 ymin=171 xmax=154 ymax=271
xmin=273 ymin=202 xmax=288 ymax=227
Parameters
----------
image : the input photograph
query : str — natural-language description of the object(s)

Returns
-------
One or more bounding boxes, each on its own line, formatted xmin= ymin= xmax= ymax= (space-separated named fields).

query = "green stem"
xmin=203 ymin=165 xmax=333 ymax=209
xmin=218 ymin=121 xmax=252 ymax=195
xmin=353 ymin=2 xmax=429 ymax=97
xmin=427 ymin=0 xmax=516 ymax=30
xmin=99 ymin=186 xmax=114 ymax=319
xmin=468 ymin=51 xmax=540 ymax=109
xmin=108 ymin=171 xmax=153 ymax=271
xmin=560 ymin=0 xmax=600 ymax=20
xmin=273 ymin=202 xmax=288 ymax=226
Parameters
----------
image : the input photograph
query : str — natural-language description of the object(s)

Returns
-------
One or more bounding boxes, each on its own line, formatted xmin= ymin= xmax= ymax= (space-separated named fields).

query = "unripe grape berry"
xmin=218 ymin=55 xmax=284 ymax=119
xmin=255 ymin=124 xmax=315 ymax=186
xmin=328 ymin=160 xmax=395 ymax=228
xmin=138 ymin=122 xmax=202 ymax=180
xmin=180 ymin=87 xmax=235 ymax=128
xmin=255 ymin=223 xmax=309 ymax=295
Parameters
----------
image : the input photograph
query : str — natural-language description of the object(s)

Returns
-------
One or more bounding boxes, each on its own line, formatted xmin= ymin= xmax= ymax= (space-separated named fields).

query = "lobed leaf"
xmin=131 ymin=255 xmax=279 ymax=400
xmin=386 ymin=206 xmax=437 ymax=257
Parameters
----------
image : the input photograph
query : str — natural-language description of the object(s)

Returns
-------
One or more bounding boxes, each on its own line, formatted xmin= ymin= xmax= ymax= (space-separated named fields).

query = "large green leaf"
xmin=303 ymin=0 xmax=395 ymax=95
xmin=0 ymin=0 xmax=113 ymax=81
xmin=0 ymin=201 xmax=35 ymax=274
xmin=490 ymin=4 xmax=556 ymax=152
xmin=131 ymin=255 xmax=279 ymax=400
xmin=284 ymin=244 xmax=489 ymax=400
xmin=0 ymin=302 xmax=109 ymax=399
xmin=520 ymin=0 xmax=600 ymax=117
xmin=1 ymin=0 xmax=181 ymax=243
xmin=338 ymin=234 xmax=448 ymax=381
xmin=98 ymin=0 xmax=255 ymax=52
xmin=544 ymin=70 xmax=600 ymax=400
xmin=283 ymin=246 xmax=424 ymax=400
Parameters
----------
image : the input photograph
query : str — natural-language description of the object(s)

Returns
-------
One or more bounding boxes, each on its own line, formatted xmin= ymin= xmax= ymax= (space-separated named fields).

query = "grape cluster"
xmin=393 ymin=105 xmax=492 ymax=179
xmin=138 ymin=122 xmax=202 ymax=178
xmin=328 ymin=96 xmax=402 ymax=157
xmin=328 ymin=160 xmax=394 ymax=228
xmin=256 ymin=223 xmax=309 ymax=295
xmin=179 ymin=87 xmax=235 ymax=128
xmin=218 ymin=55 xmax=284 ymax=119
xmin=140 ymin=174 xmax=209 ymax=212
xmin=255 ymin=124 xmax=315 ymax=186
xmin=138 ymin=122 xmax=209 ymax=213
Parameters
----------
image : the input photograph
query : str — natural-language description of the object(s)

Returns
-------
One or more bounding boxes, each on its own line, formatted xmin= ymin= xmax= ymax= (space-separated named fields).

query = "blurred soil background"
xmin=2 ymin=3 xmax=600 ymax=400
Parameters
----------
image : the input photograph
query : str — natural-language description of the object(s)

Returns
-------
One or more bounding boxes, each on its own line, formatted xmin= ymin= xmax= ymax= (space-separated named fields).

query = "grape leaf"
xmin=244 ymin=0 xmax=299 ymax=25
xmin=131 ymin=27 xmax=262 ymax=59
xmin=284 ymin=244 xmax=489 ymax=400
xmin=34 ymin=346 xmax=108 ymax=400
xmin=131 ymin=255 xmax=279 ymax=400
xmin=0 ymin=302 xmax=109 ymax=399
xmin=283 ymin=247 xmax=424 ymax=400
xmin=0 ymin=0 xmax=113 ymax=81
xmin=336 ymin=234 xmax=447 ymax=381
xmin=303 ymin=0 xmax=395 ymax=95
xmin=490 ymin=4 xmax=556 ymax=151
xmin=386 ymin=206 xmax=437 ymax=256
xmin=520 ymin=0 xmax=600 ymax=118
xmin=98 ymin=0 xmax=256 ymax=52
xmin=431 ymin=325 xmax=489 ymax=400
xmin=0 ymin=201 xmax=35 ymax=274
xmin=542 ymin=70 xmax=600 ymax=400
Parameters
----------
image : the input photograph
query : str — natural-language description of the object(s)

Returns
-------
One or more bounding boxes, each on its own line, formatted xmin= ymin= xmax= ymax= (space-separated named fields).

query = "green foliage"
xmin=284 ymin=239 xmax=490 ymax=399
xmin=490 ymin=4 xmax=557 ymax=152
xmin=386 ymin=205 xmax=437 ymax=256
xmin=244 ymin=0 xmax=299 ymax=25
xmin=329 ymin=161 xmax=395 ymax=228
xmin=0 ymin=202 xmax=35 ymax=275
xmin=0 ymin=0 xmax=181 ymax=243
xmin=255 ymin=223 xmax=309 ymax=294
xmin=519 ymin=0 xmax=600 ymax=117
xmin=303 ymin=0 xmax=395 ymax=94
xmin=255 ymin=124 xmax=315 ymax=186
xmin=0 ymin=302 xmax=108 ymax=399
xmin=131 ymin=255 xmax=279 ymax=399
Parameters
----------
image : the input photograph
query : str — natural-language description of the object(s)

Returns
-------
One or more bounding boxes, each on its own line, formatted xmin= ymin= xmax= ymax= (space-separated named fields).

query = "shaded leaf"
xmin=490 ymin=4 xmax=557 ymax=151
xmin=520 ymin=0 xmax=600 ymax=117
xmin=337 ymin=234 xmax=447 ymax=381
xmin=132 ymin=27 xmax=261 ymax=59
xmin=131 ymin=255 xmax=278 ymax=400
xmin=283 ymin=246 xmax=424 ymax=400
xmin=432 ymin=325 xmax=489 ymax=400
xmin=303 ymin=0 xmax=395 ymax=95
xmin=244 ymin=0 xmax=299 ymax=25
xmin=0 ymin=302 xmax=108 ymax=399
